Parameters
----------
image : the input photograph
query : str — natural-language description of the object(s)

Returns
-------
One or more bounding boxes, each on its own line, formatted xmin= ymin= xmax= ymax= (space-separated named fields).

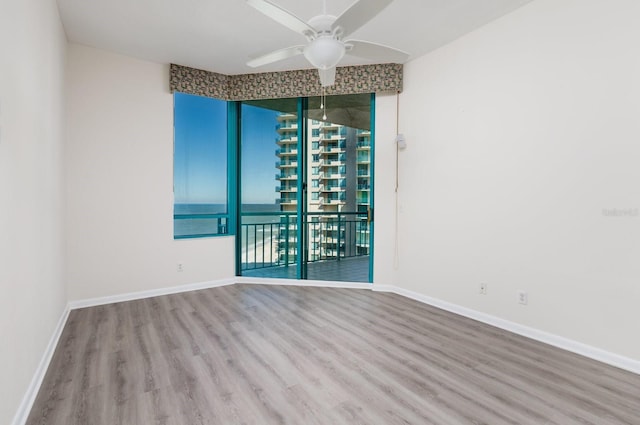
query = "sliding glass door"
xmin=238 ymin=94 xmax=374 ymax=283
xmin=238 ymin=98 xmax=299 ymax=279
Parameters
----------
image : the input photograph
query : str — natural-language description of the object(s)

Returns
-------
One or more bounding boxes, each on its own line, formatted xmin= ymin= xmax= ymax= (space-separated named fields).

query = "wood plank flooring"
xmin=27 ymin=284 xmax=640 ymax=424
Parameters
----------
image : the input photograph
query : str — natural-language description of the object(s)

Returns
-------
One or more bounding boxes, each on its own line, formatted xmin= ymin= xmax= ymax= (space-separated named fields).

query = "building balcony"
xmin=276 ymin=122 xmax=298 ymax=131
xmin=320 ymin=186 xmax=343 ymax=192
xmin=278 ymin=174 xmax=297 ymax=180
xmin=321 ymin=193 xmax=346 ymax=204
xmin=319 ymin=159 xmax=340 ymax=167
xmin=319 ymin=173 xmax=342 ymax=180
xmin=276 ymin=137 xmax=298 ymax=145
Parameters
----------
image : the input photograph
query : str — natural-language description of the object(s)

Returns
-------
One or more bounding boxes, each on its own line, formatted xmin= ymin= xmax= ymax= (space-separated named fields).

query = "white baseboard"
xmin=11 ymin=305 xmax=71 ymax=425
xmin=68 ymin=278 xmax=236 ymax=309
xmin=373 ymin=284 xmax=640 ymax=375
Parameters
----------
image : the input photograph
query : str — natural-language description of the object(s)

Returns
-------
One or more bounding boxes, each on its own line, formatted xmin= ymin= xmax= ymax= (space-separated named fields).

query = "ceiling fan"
xmin=246 ymin=0 xmax=409 ymax=87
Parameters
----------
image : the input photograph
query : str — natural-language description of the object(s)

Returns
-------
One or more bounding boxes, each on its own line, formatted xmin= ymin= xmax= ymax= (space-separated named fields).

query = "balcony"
xmin=276 ymin=137 xmax=298 ymax=145
xmin=321 ymin=193 xmax=346 ymax=204
xmin=276 ymin=122 xmax=298 ymax=131
xmin=278 ymin=159 xmax=298 ymax=168
xmin=320 ymin=185 xmax=343 ymax=192
xmin=319 ymin=172 xmax=341 ymax=180
xmin=357 ymin=154 xmax=370 ymax=163
xmin=240 ymin=211 xmax=369 ymax=282
xmin=278 ymin=173 xmax=297 ymax=180
xmin=278 ymin=185 xmax=297 ymax=192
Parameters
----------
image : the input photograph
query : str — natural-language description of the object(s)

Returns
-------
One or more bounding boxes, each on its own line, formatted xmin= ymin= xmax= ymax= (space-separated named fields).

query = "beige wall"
xmin=373 ymin=93 xmax=401 ymax=286
xmin=65 ymin=44 xmax=234 ymax=301
xmin=395 ymin=0 xmax=640 ymax=360
xmin=0 ymin=1 xmax=67 ymax=423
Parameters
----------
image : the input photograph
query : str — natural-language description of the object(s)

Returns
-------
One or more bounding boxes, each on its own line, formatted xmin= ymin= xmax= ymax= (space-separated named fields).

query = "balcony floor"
xmin=242 ymin=255 xmax=369 ymax=283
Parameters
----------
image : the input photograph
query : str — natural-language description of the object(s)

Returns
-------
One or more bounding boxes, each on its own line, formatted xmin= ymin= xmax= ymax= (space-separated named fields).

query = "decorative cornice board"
xmin=170 ymin=63 xmax=403 ymax=100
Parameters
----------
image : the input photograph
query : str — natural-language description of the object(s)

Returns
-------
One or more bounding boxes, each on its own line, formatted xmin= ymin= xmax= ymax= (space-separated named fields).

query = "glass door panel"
xmin=239 ymin=98 xmax=300 ymax=279
xmin=304 ymin=94 xmax=372 ymax=282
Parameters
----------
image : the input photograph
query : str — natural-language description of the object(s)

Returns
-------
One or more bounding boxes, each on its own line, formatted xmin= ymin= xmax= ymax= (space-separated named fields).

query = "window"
xmin=312 ymin=141 xmax=320 ymax=150
xmin=312 ymin=180 xmax=319 ymax=188
xmin=312 ymin=167 xmax=319 ymax=175
xmin=173 ymin=92 xmax=229 ymax=238
xmin=311 ymin=192 xmax=319 ymax=200
xmin=312 ymin=154 xmax=319 ymax=162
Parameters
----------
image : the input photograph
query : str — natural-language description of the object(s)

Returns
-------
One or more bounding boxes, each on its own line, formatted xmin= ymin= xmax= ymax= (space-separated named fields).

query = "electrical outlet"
xmin=518 ymin=291 xmax=528 ymax=305
xmin=177 ymin=263 xmax=184 ymax=272
xmin=479 ymin=283 xmax=487 ymax=295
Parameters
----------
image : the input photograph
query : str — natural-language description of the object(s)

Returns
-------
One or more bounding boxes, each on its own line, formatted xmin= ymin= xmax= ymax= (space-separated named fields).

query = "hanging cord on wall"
xmin=395 ymin=90 xmax=400 ymax=193
xmin=394 ymin=90 xmax=401 ymax=269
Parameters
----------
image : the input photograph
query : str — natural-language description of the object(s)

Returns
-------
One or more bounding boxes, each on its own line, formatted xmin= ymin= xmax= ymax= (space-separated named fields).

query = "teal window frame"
xmin=173 ymin=90 xmax=375 ymax=286
xmin=173 ymin=92 xmax=233 ymax=239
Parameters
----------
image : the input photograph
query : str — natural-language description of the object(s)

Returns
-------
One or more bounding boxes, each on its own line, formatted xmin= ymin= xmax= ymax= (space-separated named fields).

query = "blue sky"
xmin=241 ymin=104 xmax=279 ymax=204
xmin=174 ymin=92 xmax=228 ymax=204
xmin=174 ymin=93 xmax=279 ymax=206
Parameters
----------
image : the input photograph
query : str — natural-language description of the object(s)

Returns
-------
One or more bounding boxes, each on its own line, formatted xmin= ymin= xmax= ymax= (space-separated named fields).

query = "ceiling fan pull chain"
xmin=322 ymin=86 xmax=327 ymax=120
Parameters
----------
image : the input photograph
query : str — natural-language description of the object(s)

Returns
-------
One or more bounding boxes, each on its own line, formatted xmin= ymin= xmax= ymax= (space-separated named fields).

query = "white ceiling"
xmin=57 ymin=0 xmax=533 ymax=75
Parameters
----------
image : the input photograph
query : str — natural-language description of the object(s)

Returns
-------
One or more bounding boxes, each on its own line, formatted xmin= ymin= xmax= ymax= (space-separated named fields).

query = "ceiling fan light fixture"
xmin=303 ymin=36 xmax=345 ymax=70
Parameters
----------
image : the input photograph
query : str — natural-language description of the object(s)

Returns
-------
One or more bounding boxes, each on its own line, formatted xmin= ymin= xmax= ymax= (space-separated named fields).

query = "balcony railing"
xmin=174 ymin=213 xmax=228 ymax=239
xmin=277 ymin=146 xmax=298 ymax=155
xmin=276 ymin=122 xmax=298 ymax=130
xmin=278 ymin=159 xmax=297 ymax=167
xmin=240 ymin=211 xmax=369 ymax=272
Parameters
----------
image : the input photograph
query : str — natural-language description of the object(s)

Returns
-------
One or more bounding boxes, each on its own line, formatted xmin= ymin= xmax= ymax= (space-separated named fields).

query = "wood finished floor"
xmin=27 ymin=284 xmax=640 ymax=425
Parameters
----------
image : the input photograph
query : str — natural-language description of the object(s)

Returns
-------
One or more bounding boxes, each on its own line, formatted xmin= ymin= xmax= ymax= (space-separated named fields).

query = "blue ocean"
xmin=174 ymin=203 xmax=285 ymax=238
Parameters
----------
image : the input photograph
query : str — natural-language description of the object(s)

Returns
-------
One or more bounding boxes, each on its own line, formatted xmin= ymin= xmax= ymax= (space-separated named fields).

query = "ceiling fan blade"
xmin=247 ymin=45 xmax=305 ymax=68
xmin=318 ymin=67 xmax=336 ymax=87
xmin=333 ymin=0 xmax=393 ymax=38
xmin=246 ymin=0 xmax=316 ymax=36
xmin=346 ymin=40 xmax=409 ymax=63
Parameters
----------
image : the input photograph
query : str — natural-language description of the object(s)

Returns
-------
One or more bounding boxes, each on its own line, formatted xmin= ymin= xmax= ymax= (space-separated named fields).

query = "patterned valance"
xmin=169 ymin=63 xmax=403 ymax=100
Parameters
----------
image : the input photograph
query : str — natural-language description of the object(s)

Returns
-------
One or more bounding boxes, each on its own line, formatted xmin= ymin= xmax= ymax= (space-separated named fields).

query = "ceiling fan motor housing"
xmin=304 ymin=36 xmax=345 ymax=70
xmin=304 ymin=15 xmax=345 ymax=70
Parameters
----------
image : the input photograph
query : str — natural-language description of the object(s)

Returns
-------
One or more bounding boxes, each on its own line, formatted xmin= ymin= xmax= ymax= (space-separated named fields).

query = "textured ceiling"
xmin=57 ymin=0 xmax=533 ymax=75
